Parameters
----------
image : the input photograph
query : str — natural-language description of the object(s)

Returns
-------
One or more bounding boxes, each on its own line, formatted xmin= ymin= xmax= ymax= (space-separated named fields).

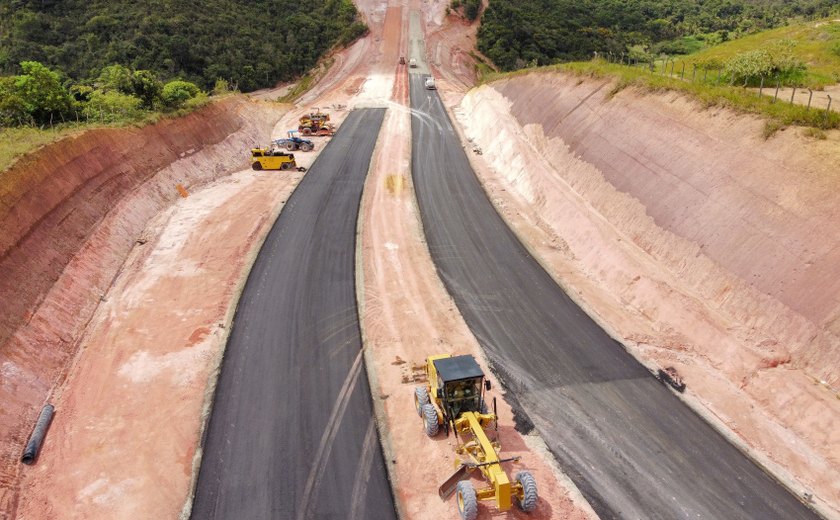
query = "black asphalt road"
xmin=191 ymin=108 xmax=396 ymax=520
xmin=409 ymin=74 xmax=820 ymax=519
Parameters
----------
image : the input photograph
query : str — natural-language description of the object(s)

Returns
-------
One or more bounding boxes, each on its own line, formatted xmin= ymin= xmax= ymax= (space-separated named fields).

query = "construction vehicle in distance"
xmin=250 ymin=145 xmax=305 ymax=171
xmin=425 ymin=77 xmax=437 ymax=90
xmin=273 ymin=131 xmax=314 ymax=152
xmin=298 ymin=109 xmax=336 ymax=136
xmin=414 ymin=354 xmax=538 ymax=520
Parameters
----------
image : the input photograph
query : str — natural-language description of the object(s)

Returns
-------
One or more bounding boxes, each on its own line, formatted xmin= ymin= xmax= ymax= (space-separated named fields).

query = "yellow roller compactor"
xmin=250 ymin=145 xmax=305 ymax=171
xmin=413 ymin=354 xmax=538 ymax=519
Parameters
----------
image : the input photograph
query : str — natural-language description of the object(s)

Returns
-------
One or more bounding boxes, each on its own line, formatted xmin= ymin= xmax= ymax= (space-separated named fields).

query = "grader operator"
xmin=413 ymin=354 xmax=538 ymax=519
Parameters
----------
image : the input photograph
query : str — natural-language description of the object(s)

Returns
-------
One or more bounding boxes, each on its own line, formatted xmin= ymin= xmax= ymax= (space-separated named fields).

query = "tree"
xmin=0 ymin=76 xmax=30 ymax=126
xmin=14 ymin=61 xmax=72 ymax=124
xmin=82 ymin=89 xmax=143 ymax=122
xmin=131 ymin=70 xmax=163 ymax=109
xmin=96 ymin=64 xmax=134 ymax=94
xmin=160 ymin=80 xmax=201 ymax=108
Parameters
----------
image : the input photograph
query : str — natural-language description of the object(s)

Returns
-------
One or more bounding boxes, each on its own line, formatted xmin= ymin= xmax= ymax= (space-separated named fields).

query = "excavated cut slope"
xmin=457 ymin=71 xmax=840 ymax=515
xmin=0 ymin=98 xmax=284 ymax=514
xmin=479 ymin=72 xmax=840 ymax=385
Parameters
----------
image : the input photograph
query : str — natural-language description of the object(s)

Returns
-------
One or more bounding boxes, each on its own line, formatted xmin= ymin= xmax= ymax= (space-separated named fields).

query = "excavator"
xmin=413 ymin=354 xmax=538 ymax=519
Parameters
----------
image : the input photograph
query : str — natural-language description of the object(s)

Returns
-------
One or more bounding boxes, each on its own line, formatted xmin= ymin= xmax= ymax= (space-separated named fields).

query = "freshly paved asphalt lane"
xmin=191 ymin=108 xmax=396 ymax=520
xmin=409 ymin=74 xmax=820 ymax=519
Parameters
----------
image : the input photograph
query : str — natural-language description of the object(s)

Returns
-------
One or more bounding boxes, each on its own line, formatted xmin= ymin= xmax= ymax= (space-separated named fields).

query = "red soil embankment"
xmin=0 ymin=98 xmax=284 ymax=517
xmin=457 ymin=71 xmax=840 ymax=515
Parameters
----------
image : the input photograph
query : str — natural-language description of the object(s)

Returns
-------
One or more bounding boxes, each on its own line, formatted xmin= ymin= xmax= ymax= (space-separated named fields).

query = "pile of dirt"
xmin=455 ymin=71 xmax=840 ymax=516
xmin=0 ymin=97 xmax=285 ymax=516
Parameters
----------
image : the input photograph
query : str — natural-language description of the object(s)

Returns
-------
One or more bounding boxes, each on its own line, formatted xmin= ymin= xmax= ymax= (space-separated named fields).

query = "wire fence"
xmin=597 ymin=51 xmax=837 ymax=117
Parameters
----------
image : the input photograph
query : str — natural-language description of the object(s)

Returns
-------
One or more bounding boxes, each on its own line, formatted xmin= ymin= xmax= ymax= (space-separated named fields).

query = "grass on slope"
xmin=0 ymin=94 xmax=217 ymax=174
xmin=480 ymin=60 xmax=840 ymax=135
xmin=681 ymin=19 xmax=840 ymax=89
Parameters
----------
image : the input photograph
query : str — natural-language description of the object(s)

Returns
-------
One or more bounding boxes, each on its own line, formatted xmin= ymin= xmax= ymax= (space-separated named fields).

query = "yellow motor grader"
xmin=414 ymin=354 xmax=538 ymax=519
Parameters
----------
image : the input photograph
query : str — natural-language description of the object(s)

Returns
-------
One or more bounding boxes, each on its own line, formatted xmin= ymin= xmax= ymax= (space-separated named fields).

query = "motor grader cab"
xmin=413 ymin=354 xmax=538 ymax=519
xmin=250 ymin=146 xmax=297 ymax=171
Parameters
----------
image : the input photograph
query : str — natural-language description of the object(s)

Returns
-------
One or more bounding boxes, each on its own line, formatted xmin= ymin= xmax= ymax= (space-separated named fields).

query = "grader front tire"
xmin=414 ymin=387 xmax=430 ymax=417
xmin=514 ymin=471 xmax=538 ymax=512
xmin=421 ymin=404 xmax=439 ymax=437
xmin=456 ymin=481 xmax=478 ymax=520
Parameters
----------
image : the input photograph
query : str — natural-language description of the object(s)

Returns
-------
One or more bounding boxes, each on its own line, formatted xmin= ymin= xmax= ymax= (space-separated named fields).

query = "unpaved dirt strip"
xmin=191 ymin=109 xmax=395 ymax=520
xmin=409 ymin=74 xmax=821 ymax=520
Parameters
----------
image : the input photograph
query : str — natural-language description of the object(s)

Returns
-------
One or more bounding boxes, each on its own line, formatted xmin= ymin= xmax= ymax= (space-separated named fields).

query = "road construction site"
xmin=1 ymin=0 xmax=839 ymax=519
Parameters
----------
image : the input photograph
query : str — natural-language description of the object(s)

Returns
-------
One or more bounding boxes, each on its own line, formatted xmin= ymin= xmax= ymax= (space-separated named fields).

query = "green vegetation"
xmin=1 ymin=61 xmax=204 ymax=127
xmin=0 ymin=125 xmax=83 ymax=171
xmin=482 ymin=60 xmax=840 ymax=133
xmin=450 ymin=0 xmax=482 ymax=21
xmin=0 ymin=0 xmax=365 ymax=92
xmin=680 ymin=20 xmax=840 ymax=88
xmin=477 ymin=0 xmax=840 ymax=71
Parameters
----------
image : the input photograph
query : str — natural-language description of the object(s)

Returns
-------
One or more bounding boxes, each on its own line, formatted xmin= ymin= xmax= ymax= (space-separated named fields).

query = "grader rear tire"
xmin=456 ymin=481 xmax=478 ymax=520
xmin=421 ymin=404 xmax=439 ymax=437
xmin=514 ymin=471 xmax=538 ymax=512
xmin=414 ymin=387 xmax=430 ymax=417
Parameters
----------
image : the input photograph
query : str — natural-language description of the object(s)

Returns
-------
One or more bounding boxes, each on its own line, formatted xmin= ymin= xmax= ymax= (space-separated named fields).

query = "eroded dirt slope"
xmin=0 ymin=98 xmax=286 ymax=518
xmin=455 ymin=71 xmax=840 ymax=517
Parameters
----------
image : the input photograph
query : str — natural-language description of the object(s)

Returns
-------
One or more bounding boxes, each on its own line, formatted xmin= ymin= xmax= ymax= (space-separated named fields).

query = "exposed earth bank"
xmin=455 ymin=71 xmax=840 ymax=517
xmin=0 ymin=98 xmax=287 ymax=518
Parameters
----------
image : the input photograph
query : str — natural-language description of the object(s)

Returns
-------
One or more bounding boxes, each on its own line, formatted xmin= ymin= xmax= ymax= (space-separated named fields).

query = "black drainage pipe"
xmin=21 ymin=404 xmax=55 ymax=465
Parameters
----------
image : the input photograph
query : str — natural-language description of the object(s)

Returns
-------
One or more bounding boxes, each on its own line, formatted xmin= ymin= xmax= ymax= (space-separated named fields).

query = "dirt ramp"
xmin=0 ymin=97 xmax=285 ymax=516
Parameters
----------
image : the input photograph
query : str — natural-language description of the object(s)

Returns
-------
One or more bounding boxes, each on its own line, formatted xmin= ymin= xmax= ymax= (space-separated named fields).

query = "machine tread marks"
xmin=514 ymin=471 xmax=538 ymax=512
xmin=422 ymin=404 xmax=439 ymax=437
xmin=456 ymin=481 xmax=478 ymax=520
xmin=414 ymin=387 xmax=430 ymax=417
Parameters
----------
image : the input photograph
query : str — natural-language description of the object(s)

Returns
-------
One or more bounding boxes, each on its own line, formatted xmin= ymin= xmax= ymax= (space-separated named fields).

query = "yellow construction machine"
xmin=298 ymin=108 xmax=336 ymax=136
xmin=414 ymin=354 xmax=538 ymax=519
xmin=250 ymin=146 xmax=300 ymax=171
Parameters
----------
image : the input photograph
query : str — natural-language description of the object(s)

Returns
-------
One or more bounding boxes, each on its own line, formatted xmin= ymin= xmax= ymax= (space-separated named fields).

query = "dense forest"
xmin=477 ymin=0 xmax=840 ymax=71
xmin=0 ymin=0 xmax=366 ymax=91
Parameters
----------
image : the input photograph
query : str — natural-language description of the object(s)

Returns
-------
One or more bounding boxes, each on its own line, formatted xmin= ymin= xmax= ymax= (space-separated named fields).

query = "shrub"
xmin=160 ymin=80 xmax=201 ymax=109
xmin=81 ymin=89 xmax=143 ymax=122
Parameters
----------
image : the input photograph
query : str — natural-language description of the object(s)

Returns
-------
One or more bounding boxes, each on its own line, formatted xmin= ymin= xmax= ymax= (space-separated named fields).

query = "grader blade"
xmin=438 ymin=465 xmax=469 ymax=499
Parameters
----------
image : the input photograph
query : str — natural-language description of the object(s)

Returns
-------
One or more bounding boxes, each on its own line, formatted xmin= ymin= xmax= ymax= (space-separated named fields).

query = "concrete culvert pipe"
xmin=21 ymin=404 xmax=55 ymax=465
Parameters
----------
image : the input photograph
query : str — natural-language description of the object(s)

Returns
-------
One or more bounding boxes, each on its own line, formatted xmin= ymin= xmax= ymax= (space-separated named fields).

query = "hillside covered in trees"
xmin=0 ymin=0 xmax=366 ymax=92
xmin=477 ymin=0 xmax=840 ymax=71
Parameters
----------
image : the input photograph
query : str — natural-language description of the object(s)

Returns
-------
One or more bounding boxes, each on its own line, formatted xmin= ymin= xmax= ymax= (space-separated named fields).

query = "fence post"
xmin=692 ymin=64 xmax=697 ymax=82
xmin=717 ymin=69 xmax=721 ymax=85
xmin=807 ymin=89 xmax=813 ymax=110
xmin=774 ymin=79 xmax=780 ymax=102
xmin=759 ymin=76 xmax=764 ymax=97
xmin=661 ymin=57 xmax=667 ymax=74
xmin=680 ymin=62 xmax=685 ymax=79
xmin=669 ymin=60 xmax=675 ymax=76
xmin=703 ymin=68 xmax=707 ymax=82
xmin=790 ymin=86 xmax=796 ymax=104
xmin=827 ymin=95 xmax=833 ymax=122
